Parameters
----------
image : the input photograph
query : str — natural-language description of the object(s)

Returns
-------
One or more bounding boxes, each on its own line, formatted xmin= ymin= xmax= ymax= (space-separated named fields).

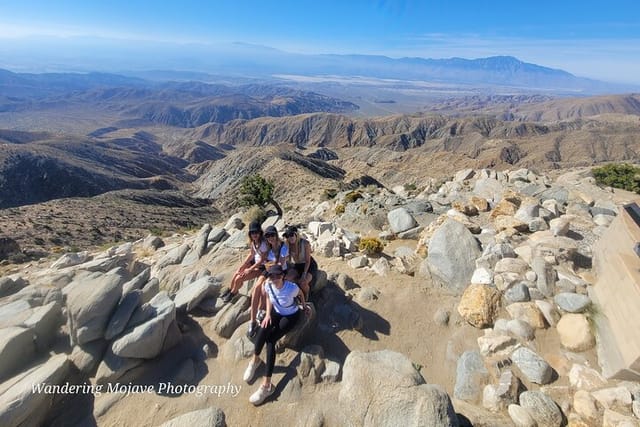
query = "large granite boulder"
xmin=0 ymin=355 xmax=71 ymax=427
xmin=422 ymin=219 xmax=481 ymax=294
xmin=339 ymin=350 xmax=459 ymax=426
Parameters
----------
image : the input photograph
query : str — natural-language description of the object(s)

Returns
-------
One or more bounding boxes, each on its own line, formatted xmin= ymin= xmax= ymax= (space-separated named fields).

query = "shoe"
xmin=246 ymin=320 xmax=258 ymax=338
xmin=243 ymin=358 xmax=261 ymax=383
xmin=221 ymin=291 xmax=235 ymax=303
xmin=249 ymin=383 xmax=275 ymax=405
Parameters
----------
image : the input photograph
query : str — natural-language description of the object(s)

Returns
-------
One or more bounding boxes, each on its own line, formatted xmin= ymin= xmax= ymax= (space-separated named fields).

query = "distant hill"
xmin=0 ymin=69 xmax=359 ymax=126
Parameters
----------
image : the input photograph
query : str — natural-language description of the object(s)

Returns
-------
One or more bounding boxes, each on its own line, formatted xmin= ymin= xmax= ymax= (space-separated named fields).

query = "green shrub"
xmin=404 ymin=183 xmax=417 ymax=192
xmin=345 ymin=191 xmax=363 ymax=203
xmin=335 ymin=204 xmax=345 ymax=214
xmin=358 ymin=237 xmax=384 ymax=255
xmin=239 ymin=174 xmax=283 ymax=216
xmin=592 ymin=163 xmax=640 ymax=193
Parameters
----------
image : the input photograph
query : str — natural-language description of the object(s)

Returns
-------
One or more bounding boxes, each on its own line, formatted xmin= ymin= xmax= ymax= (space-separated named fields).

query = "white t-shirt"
xmin=266 ymin=244 xmax=289 ymax=269
xmin=264 ymin=280 xmax=299 ymax=316
xmin=252 ymin=240 xmax=268 ymax=264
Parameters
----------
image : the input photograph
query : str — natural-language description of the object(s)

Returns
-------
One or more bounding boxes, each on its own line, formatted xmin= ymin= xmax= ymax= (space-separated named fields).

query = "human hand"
xmin=261 ymin=314 xmax=271 ymax=329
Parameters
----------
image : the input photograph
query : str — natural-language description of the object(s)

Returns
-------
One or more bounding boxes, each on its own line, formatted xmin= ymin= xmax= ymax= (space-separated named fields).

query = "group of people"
xmin=219 ymin=221 xmax=318 ymax=405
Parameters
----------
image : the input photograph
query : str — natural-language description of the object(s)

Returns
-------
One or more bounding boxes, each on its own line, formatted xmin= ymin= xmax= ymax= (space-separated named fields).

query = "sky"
xmin=1 ymin=0 xmax=640 ymax=83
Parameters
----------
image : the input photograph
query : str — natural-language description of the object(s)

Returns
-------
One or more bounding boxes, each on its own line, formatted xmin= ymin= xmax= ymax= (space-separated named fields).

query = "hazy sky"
xmin=1 ymin=0 xmax=639 ymax=83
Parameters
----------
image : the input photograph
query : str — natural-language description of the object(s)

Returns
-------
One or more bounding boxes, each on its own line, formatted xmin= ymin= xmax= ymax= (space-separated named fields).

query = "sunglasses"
xmin=265 ymin=233 xmax=277 ymax=238
xmin=250 ymin=231 xmax=260 ymax=235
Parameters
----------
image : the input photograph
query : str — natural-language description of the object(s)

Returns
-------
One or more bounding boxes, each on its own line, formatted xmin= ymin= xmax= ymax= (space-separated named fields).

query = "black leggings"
xmin=254 ymin=310 xmax=300 ymax=377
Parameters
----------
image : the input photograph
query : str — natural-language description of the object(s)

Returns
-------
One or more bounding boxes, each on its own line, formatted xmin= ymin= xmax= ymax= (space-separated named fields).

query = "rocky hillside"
xmin=1 ymin=166 xmax=640 ymax=426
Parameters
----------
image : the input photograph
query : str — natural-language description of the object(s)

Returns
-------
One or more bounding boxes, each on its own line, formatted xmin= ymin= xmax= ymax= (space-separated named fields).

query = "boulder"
xmin=181 ymin=224 xmax=212 ymax=266
xmin=66 ymin=268 xmax=127 ymax=345
xmin=423 ymin=219 xmax=481 ymax=294
xmin=23 ymin=301 xmax=63 ymax=351
xmin=0 ymin=355 xmax=71 ymax=427
xmin=519 ymin=391 xmax=563 ymax=427
xmin=602 ymin=409 xmax=639 ymax=427
xmin=104 ymin=290 xmax=142 ymax=340
xmin=556 ymin=313 xmax=595 ymax=352
xmin=387 ymin=208 xmax=418 ymax=234
xmin=454 ymin=350 xmax=490 ymax=402
xmin=457 ymin=284 xmax=501 ymax=328
xmin=174 ymin=276 xmax=219 ymax=312
xmin=95 ymin=347 xmax=144 ymax=385
xmin=213 ymin=296 xmax=250 ymax=339
xmin=511 ymin=347 xmax=554 ymax=385
xmin=50 ymin=251 xmax=91 ymax=269
xmin=110 ymin=292 xmax=176 ymax=359
xmin=121 ymin=268 xmax=151 ymax=296
xmin=0 ymin=327 xmax=36 ymax=381
xmin=278 ymin=303 xmax=318 ymax=351
xmin=339 ymin=350 xmax=459 ymax=426
xmin=159 ymin=408 xmax=225 ymax=427
xmin=506 ymin=302 xmax=547 ymax=329
xmin=554 ymin=293 xmax=591 ymax=313
xmin=568 ymin=364 xmax=607 ymax=391
xmin=142 ymin=234 xmax=164 ymax=250
xmin=156 ymin=243 xmax=190 ymax=268
xmin=507 ymin=404 xmax=537 ymax=427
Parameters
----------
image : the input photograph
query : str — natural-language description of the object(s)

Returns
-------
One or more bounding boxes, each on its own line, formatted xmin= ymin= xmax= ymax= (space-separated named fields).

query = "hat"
xmin=248 ymin=221 xmax=262 ymax=233
xmin=264 ymin=225 xmax=278 ymax=236
xmin=283 ymin=225 xmax=298 ymax=237
xmin=267 ymin=264 xmax=284 ymax=276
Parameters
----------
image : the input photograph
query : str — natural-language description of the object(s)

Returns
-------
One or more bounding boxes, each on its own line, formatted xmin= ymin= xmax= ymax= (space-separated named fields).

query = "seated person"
xmin=220 ymin=221 xmax=267 ymax=303
xmin=247 ymin=225 xmax=289 ymax=337
xmin=283 ymin=225 xmax=318 ymax=300
xmin=243 ymin=264 xmax=309 ymax=405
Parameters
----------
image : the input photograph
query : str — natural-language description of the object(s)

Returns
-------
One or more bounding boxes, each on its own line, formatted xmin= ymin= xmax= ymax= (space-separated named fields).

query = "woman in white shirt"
xmin=220 ymin=221 xmax=268 ymax=303
xmin=243 ymin=264 xmax=309 ymax=405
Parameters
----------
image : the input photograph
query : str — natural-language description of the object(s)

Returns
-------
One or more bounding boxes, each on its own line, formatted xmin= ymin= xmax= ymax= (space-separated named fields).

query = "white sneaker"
xmin=243 ymin=359 xmax=261 ymax=383
xmin=249 ymin=383 xmax=275 ymax=405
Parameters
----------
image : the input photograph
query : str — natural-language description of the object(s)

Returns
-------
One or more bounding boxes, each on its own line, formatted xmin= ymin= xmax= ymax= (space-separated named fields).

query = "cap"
xmin=248 ymin=221 xmax=262 ymax=233
xmin=283 ymin=225 xmax=298 ymax=237
xmin=267 ymin=264 xmax=284 ymax=276
xmin=264 ymin=225 xmax=278 ymax=236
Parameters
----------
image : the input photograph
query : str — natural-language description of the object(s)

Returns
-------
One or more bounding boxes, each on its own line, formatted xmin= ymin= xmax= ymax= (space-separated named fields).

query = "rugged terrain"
xmin=1 ymin=165 xmax=640 ymax=427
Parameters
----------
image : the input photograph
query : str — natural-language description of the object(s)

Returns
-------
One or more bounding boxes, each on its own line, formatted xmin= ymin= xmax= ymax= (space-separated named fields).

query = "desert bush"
xmin=344 ymin=190 xmax=363 ymax=203
xmin=404 ymin=183 xmax=417 ymax=192
xmin=322 ymin=188 xmax=338 ymax=200
xmin=592 ymin=163 xmax=640 ymax=193
xmin=239 ymin=174 xmax=283 ymax=216
xmin=358 ymin=237 xmax=384 ymax=255
xmin=244 ymin=205 xmax=267 ymax=224
xmin=335 ymin=204 xmax=346 ymax=214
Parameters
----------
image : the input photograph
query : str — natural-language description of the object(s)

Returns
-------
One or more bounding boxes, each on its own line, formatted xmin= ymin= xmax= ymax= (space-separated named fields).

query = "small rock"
xmin=569 ymin=364 xmax=607 ymax=391
xmin=557 ymin=313 xmax=595 ymax=352
xmin=504 ymin=282 xmax=531 ymax=303
xmin=433 ymin=309 xmax=450 ymax=326
xmin=573 ymin=390 xmax=599 ymax=422
xmin=349 ymin=255 xmax=369 ymax=269
xmin=591 ymin=386 xmax=632 ymax=409
xmin=511 ymin=347 xmax=554 ymax=385
xmin=508 ymin=404 xmax=537 ymax=427
xmin=554 ymin=293 xmax=592 ymax=313
xmin=519 ymin=390 xmax=563 ymax=427
xmin=550 ymin=217 xmax=571 ymax=237
xmin=457 ymin=284 xmax=501 ymax=328
xmin=602 ymin=409 xmax=638 ymax=427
